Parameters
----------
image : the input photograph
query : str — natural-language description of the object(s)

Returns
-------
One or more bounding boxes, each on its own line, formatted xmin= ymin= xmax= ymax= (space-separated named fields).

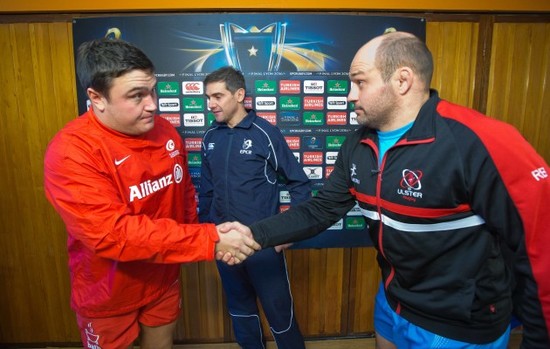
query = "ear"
xmin=394 ymin=67 xmax=413 ymax=95
xmin=86 ymin=88 xmax=106 ymax=112
xmin=235 ymin=87 xmax=246 ymax=103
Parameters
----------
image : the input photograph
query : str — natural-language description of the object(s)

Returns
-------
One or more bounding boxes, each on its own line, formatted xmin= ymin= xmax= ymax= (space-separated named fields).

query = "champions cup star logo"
xmin=176 ymin=22 xmax=338 ymax=72
xmin=220 ymin=22 xmax=287 ymax=72
xmin=248 ymin=46 xmax=258 ymax=56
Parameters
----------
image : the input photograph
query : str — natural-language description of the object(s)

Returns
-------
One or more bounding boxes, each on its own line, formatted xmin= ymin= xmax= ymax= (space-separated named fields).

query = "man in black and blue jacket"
xmin=222 ymin=32 xmax=550 ymax=348
xmin=199 ymin=66 xmax=311 ymax=349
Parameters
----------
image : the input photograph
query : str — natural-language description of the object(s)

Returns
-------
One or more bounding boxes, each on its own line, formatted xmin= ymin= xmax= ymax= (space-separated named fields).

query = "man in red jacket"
xmin=44 ymin=38 xmax=259 ymax=349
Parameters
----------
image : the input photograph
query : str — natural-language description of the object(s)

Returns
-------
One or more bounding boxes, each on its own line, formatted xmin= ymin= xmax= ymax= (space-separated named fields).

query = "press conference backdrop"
xmin=73 ymin=14 xmax=426 ymax=248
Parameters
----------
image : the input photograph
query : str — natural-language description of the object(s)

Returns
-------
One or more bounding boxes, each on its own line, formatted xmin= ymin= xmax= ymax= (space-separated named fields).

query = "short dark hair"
xmin=76 ymin=38 xmax=154 ymax=98
xmin=375 ymin=34 xmax=433 ymax=88
xmin=203 ymin=66 xmax=246 ymax=93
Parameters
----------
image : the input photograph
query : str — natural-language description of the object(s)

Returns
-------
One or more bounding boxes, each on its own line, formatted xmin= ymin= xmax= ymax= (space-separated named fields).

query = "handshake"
xmin=214 ymin=222 xmax=292 ymax=265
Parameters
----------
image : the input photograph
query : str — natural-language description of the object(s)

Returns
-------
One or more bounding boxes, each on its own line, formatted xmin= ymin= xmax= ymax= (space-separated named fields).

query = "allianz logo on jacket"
xmin=128 ymin=164 xmax=184 ymax=202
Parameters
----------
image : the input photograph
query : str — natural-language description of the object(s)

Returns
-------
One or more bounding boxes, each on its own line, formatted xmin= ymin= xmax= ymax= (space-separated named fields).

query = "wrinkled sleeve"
xmin=44 ymin=136 xmax=218 ymax=264
xmin=270 ymin=128 xmax=311 ymax=205
xmin=198 ymin=136 xmax=214 ymax=223
xmin=470 ymin=121 xmax=550 ymax=346
xmin=251 ymin=142 xmax=356 ymax=247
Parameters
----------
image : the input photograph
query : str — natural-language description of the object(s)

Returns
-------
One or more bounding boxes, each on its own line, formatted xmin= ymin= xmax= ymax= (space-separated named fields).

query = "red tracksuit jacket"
xmin=44 ymin=109 xmax=218 ymax=317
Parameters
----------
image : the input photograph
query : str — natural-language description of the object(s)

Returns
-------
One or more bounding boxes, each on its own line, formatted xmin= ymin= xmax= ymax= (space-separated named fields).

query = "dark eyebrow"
xmin=126 ymin=86 xmax=152 ymax=95
xmin=206 ymin=92 xmax=223 ymax=98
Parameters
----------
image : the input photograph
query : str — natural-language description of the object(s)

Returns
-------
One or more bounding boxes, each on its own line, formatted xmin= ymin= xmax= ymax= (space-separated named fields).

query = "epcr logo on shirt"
xmin=240 ymin=139 xmax=253 ymax=155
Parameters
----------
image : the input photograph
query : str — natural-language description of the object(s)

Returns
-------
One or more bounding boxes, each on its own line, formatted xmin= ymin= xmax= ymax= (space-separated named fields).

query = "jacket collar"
xmin=361 ymin=89 xmax=440 ymax=143
xmin=213 ymin=109 xmax=257 ymax=129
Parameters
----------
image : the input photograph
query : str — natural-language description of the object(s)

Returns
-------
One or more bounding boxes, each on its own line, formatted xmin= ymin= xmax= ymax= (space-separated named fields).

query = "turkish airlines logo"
xmin=182 ymin=81 xmax=203 ymax=95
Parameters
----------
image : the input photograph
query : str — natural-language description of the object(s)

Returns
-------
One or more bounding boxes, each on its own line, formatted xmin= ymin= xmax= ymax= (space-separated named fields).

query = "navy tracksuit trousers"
xmin=216 ymin=248 xmax=305 ymax=349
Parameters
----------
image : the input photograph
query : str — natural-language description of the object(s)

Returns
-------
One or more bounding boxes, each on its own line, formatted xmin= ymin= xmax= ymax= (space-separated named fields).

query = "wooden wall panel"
xmin=347 ymin=247 xmax=380 ymax=334
xmin=487 ymin=23 xmax=550 ymax=162
xmin=0 ymin=22 xmax=79 ymax=343
xmin=177 ymin=262 xmax=226 ymax=342
xmin=286 ymin=248 xmax=348 ymax=337
xmin=426 ymin=21 xmax=479 ymax=107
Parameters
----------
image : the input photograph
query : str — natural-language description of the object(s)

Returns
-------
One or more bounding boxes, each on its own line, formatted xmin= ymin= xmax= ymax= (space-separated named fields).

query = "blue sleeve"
xmin=269 ymin=127 xmax=311 ymax=205
xmin=198 ymin=136 xmax=213 ymax=223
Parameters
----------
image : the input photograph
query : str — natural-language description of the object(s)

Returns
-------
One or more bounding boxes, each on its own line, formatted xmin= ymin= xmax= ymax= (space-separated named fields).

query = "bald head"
xmin=353 ymin=32 xmax=433 ymax=90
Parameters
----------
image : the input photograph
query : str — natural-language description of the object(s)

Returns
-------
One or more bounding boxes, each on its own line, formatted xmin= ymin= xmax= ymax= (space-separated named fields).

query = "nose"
xmin=207 ymin=99 xmax=215 ymax=110
xmin=347 ymin=82 xmax=358 ymax=102
xmin=145 ymin=94 xmax=157 ymax=112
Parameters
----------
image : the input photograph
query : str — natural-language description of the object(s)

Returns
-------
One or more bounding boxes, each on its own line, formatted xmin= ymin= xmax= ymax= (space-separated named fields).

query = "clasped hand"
xmin=215 ymin=221 xmax=260 ymax=265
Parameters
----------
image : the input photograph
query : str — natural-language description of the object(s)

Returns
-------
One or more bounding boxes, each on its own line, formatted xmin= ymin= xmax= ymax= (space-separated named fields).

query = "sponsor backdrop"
xmin=73 ymin=14 xmax=425 ymax=248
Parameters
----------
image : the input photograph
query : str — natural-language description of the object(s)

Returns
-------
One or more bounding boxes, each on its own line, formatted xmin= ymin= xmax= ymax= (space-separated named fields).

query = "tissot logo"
xmin=182 ymin=81 xmax=203 ymax=95
xmin=303 ymin=80 xmax=325 ymax=94
xmin=158 ymin=98 xmax=180 ymax=112
xmin=183 ymin=113 xmax=205 ymax=127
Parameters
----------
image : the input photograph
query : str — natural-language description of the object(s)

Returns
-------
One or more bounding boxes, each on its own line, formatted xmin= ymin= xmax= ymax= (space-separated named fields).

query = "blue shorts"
xmin=374 ymin=283 xmax=510 ymax=349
